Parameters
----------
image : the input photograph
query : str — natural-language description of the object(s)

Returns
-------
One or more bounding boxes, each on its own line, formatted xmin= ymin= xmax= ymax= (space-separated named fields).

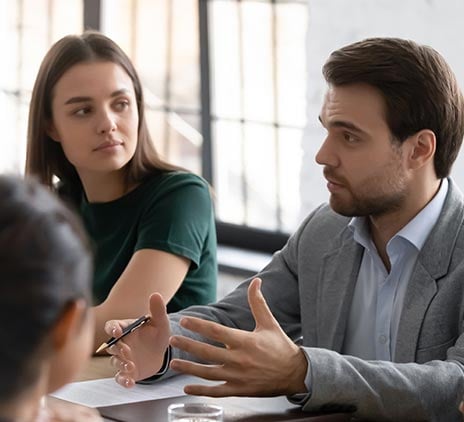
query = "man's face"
xmin=316 ymin=83 xmax=409 ymax=218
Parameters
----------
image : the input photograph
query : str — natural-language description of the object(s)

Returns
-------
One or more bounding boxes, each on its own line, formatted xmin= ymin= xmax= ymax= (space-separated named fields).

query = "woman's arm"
xmin=93 ymin=248 xmax=189 ymax=350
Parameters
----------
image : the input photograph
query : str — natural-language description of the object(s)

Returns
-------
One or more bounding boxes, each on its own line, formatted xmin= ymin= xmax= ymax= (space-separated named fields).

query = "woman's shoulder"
xmin=146 ymin=171 xmax=209 ymax=192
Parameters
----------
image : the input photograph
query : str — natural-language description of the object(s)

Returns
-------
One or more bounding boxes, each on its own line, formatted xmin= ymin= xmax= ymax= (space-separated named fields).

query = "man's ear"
xmin=407 ymin=129 xmax=436 ymax=170
xmin=51 ymin=299 xmax=87 ymax=351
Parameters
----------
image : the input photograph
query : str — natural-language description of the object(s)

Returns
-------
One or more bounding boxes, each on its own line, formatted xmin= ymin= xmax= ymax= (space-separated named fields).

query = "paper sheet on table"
xmin=51 ymin=375 xmax=214 ymax=408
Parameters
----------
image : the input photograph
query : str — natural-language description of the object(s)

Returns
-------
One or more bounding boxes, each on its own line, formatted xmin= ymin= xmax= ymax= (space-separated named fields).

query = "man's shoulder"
xmin=303 ymin=204 xmax=351 ymax=230
xmin=295 ymin=204 xmax=352 ymax=245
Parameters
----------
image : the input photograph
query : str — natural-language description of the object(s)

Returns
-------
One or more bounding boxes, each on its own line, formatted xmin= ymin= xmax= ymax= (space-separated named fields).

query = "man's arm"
xmin=303 ymin=346 xmax=464 ymax=421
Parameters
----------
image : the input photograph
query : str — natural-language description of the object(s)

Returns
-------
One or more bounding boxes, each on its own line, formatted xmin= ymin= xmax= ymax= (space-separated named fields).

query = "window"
xmin=209 ymin=0 xmax=306 ymax=235
xmin=100 ymin=0 xmax=307 ymax=251
xmin=2 ymin=0 xmax=307 ymax=253
xmin=0 ymin=0 xmax=83 ymax=172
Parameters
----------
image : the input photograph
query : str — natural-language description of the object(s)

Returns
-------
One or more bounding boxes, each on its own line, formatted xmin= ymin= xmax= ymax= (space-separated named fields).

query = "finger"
xmin=110 ymin=355 xmax=134 ymax=373
xmin=179 ymin=316 xmax=242 ymax=347
xmin=104 ymin=319 xmax=133 ymax=338
xmin=107 ymin=341 xmax=131 ymax=358
xmin=169 ymin=335 xmax=228 ymax=364
xmin=148 ymin=293 xmax=169 ymax=330
xmin=247 ymin=278 xmax=280 ymax=330
xmin=169 ymin=358 xmax=226 ymax=381
xmin=115 ymin=372 xmax=135 ymax=388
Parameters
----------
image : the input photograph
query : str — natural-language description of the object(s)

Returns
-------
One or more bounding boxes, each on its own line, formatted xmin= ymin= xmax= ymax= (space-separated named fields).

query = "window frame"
xmin=83 ymin=0 xmax=293 ymax=254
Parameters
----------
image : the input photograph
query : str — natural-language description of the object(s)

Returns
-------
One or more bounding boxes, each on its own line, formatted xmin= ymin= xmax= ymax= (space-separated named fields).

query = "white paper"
xmin=51 ymin=375 xmax=214 ymax=408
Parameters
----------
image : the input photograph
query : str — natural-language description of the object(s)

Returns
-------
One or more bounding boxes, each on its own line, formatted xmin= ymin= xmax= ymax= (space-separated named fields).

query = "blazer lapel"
xmin=317 ymin=232 xmax=363 ymax=352
xmin=394 ymin=263 xmax=437 ymax=362
xmin=395 ymin=179 xmax=464 ymax=362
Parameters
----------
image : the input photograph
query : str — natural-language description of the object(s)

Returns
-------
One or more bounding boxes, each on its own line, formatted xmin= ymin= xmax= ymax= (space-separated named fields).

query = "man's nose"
xmin=315 ymin=137 xmax=338 ymax=167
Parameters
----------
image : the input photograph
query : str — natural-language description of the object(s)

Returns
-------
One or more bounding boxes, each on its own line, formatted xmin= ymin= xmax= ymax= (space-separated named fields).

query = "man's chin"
xmin=329 ymin=198 xmax=355 ymax=217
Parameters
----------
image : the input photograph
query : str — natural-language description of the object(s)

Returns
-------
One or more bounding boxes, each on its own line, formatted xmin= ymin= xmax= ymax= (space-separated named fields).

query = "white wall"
xmin=300 ymin=0 xmax=464 ymax=220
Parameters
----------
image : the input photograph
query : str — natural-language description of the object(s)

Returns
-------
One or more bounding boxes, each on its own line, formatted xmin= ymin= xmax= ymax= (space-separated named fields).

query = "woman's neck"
xmin=78 ymin=169 xmax=130 ymax=203
xmin=0 ymin=387 xmax=45 ymax=422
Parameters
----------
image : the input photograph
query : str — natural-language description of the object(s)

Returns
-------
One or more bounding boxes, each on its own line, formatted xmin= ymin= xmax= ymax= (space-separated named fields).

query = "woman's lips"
xmin=94 ymin=140 xmax=123 ymax=151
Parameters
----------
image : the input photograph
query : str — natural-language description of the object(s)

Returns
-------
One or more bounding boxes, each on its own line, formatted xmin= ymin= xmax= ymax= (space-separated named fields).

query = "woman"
xmin=25 ymin=31 xmax=217 ymax=349
xmin=0 ymin=175 xmax=100 ymax=421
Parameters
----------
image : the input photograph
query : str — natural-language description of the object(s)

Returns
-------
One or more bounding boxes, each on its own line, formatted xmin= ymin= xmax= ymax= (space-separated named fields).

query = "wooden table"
xmin=76 ymin=355 xmax=115 ymax=381
xmin=76 ymin=357 xmax=352 ymax=422
xmin=99 ymin=394 xmax=352 ymax=422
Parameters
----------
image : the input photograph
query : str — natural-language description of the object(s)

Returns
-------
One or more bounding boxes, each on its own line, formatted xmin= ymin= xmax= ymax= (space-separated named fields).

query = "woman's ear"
xmin=51 ymin=299 xmax=87 ymax=350
xmin=46 ymin=123 xmax=61 ymax=143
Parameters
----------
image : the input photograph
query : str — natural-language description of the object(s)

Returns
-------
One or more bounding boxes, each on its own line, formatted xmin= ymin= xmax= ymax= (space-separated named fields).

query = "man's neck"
xmin=368 ymin=178 xmax=442 ymax=271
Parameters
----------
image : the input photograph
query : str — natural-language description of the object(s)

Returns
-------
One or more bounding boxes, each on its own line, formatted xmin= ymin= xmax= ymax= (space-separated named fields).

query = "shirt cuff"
xmin=136 ymin=345 xmax=171 ymax=384
xmin=287 ymin=347 xmax=312 ymax=405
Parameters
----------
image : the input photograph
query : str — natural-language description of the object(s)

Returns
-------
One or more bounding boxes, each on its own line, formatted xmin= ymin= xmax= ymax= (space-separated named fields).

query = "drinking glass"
xmin=167 ymin=402 xmax=223 ymax=421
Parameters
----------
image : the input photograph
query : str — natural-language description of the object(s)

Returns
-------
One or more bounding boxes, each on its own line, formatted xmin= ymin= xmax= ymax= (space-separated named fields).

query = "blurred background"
xmin=2 ymin=0 xmax=464 ymax=275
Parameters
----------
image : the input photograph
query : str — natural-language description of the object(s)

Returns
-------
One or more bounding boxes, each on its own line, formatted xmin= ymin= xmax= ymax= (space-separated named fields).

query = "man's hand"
xmin=105 ymin=293 xmax=170 ymax=388
xmin=169 ymin=278 xmax=308 ymax=397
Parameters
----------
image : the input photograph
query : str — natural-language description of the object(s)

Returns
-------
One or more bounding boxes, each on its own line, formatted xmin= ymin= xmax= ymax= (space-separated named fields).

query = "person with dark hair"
xmin=0 ymin=175 xmax=100 ymax=421
xmin=106 ymin=37 xmax=464 ymax=420
xmin=25 ymin=31 xmax=217 ymax=350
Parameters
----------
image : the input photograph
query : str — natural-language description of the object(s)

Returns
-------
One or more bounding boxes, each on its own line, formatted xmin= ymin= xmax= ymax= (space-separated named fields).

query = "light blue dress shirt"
xmin=342 ymin=178 xmax=448 ymax=361
xmin=299 ymin=178 xmax=448 ymax=395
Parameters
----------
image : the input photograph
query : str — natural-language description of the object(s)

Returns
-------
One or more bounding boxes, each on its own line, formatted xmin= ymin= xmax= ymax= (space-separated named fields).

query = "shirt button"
xmin=379 ymin=335 xmax=387 ymax=344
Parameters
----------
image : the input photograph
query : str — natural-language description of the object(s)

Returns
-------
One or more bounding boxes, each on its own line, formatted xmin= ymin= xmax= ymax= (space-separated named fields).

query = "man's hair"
xmin=0 ymin=175 xmax=92 ymax=401
xmin=323 ymin=37 xmax=464 ymax=178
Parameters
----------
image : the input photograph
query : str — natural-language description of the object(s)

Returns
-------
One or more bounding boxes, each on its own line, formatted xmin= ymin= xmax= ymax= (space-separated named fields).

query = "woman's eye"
xmin=115 ymin=101 xmax=129 ymax=111
xmin=74 ymin=107 xmax=91 ymax=116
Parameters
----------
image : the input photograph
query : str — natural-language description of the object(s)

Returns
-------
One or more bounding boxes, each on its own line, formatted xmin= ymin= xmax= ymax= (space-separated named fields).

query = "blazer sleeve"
xmin=301 ymin=336 xmax=464 ymax=421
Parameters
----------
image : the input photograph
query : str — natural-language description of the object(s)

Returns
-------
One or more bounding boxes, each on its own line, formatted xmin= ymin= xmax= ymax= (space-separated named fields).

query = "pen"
xmin=95 ymin=314 xmax=150 ymax=354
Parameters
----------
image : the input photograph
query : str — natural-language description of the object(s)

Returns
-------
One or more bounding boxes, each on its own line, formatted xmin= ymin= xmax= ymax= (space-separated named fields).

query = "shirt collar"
xmin=349 ymin=178 xmax=448 ymax=252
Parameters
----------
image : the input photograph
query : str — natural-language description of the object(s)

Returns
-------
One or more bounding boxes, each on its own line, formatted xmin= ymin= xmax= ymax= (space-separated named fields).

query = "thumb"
xmin=148 ymin=292 xmax=170 ymax=331
xmin=248 ymin=278 xmax=280 ymax=331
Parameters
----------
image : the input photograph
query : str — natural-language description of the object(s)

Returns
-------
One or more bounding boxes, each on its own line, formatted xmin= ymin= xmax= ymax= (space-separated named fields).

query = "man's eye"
xmin=344 ymin=133 xmax=357 ymax=143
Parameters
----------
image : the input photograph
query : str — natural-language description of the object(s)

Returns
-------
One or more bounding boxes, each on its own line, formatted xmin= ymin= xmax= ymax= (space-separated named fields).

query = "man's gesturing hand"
xmin=169 ymin=277 xmax=308 ymax=397
xmin=105 ymin=292 xmax=171 ymax=388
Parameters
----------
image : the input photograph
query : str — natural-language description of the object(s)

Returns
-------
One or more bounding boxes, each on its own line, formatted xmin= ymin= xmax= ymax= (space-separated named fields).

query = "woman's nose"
xmin=96 ymin=110 xmax=117 ymax=134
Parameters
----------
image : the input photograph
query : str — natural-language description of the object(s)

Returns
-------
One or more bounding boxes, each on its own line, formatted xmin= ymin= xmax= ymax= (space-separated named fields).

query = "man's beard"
xmin=330 ymin=187 xmax=407 ymax=218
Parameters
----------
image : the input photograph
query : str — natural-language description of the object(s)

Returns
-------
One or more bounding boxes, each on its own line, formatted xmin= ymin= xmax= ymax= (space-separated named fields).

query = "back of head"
xmin=322 ymin=37 xmax=464 ymax=178
xmin=0 ymin=176 xmax=92 ymax=402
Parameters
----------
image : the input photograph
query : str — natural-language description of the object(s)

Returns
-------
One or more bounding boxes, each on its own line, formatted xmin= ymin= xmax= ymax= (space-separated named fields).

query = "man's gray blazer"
xmin=169 ymin=178 xmax=464 ymax=421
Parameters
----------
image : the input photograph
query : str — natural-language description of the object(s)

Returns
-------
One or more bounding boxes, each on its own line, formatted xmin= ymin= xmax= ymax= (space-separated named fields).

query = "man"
xmin=106 ymin=38 xmax=464 ymax=421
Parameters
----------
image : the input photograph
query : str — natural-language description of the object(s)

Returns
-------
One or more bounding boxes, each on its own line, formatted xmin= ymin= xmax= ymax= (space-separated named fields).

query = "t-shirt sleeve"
xmin=135 ymin=173 xmax=214 ymax=268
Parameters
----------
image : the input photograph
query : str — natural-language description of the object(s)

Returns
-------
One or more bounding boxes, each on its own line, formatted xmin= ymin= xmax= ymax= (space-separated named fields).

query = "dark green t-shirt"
xmin=79 ymin=171 xmax=217 ymax=313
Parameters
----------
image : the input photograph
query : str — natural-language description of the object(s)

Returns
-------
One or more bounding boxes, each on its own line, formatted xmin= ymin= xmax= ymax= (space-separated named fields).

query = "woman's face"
xmin=48 ymin=61 xmax=139 ymax=181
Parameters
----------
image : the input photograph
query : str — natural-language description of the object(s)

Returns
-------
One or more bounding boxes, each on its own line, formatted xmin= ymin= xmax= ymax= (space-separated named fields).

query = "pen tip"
xmin=95 ymin=343 xmax=108 ymax=354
